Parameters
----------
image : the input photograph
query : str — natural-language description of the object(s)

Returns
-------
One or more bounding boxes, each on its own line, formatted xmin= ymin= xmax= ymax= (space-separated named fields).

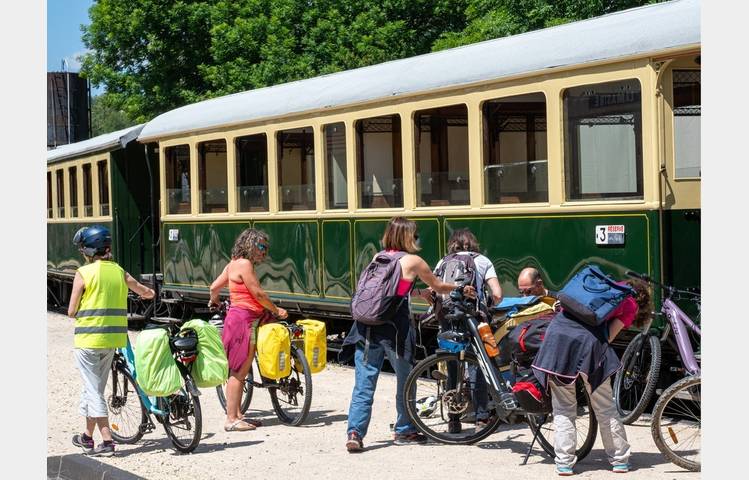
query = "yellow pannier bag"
xmin=296 ymin=319 xmax=327 ymax=374
xmin=257 ymin=323 xmax=291 ymax=380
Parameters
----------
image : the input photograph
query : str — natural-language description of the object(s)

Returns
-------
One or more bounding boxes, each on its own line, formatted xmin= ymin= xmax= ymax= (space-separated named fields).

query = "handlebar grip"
xmin=625 ymin=270 xmax=653 ymax=283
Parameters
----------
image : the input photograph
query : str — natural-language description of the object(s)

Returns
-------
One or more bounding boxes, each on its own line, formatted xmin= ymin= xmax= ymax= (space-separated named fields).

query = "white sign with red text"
xmin=595 ymin=225 xmax=625 ymax=245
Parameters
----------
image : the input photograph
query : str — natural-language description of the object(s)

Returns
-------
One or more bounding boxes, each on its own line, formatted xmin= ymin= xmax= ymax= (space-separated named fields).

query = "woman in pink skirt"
xmin=209 ymin=228 xmax=287 ymax=432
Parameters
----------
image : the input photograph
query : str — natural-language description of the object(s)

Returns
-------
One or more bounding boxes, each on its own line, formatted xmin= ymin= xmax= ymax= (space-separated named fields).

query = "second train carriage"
xmin=47 ymin=0 xmax=701 ymax=355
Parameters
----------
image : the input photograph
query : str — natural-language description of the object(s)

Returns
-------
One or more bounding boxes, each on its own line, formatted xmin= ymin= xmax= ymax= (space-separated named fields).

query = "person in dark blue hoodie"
xmin=532 ymin=279 xmax=651 ymax=476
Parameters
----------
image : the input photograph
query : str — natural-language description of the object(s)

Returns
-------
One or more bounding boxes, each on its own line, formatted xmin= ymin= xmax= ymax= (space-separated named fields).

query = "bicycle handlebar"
xmin=625 ymin=271 xmax=700 ymax=300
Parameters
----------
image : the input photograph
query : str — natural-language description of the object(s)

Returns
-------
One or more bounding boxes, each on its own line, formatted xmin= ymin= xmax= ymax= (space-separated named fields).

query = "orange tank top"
xmin=229 ymin=280 xmax=264 ymax=313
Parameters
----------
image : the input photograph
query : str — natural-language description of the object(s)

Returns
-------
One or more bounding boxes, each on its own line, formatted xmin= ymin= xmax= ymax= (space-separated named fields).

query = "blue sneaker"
xmin=612 ymin=464 xmax=630 ymax=473
xmin=556 ymin=466 xmax=574 ymax=476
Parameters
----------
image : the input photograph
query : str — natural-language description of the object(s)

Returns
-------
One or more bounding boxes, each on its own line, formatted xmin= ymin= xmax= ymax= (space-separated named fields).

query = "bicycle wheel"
xmin=614 ymin=332 xmax=661 ymax=424
xmin=215 ymin=357 xmax=255 ymax=415
xmin=526 ymin=378 xmax=598 ymax=461
xmin=160 ymin=377 xmax=203 ymax=453
xmin=404 ymin=352 xmax=503 ymax=445
xmin=269 ymin=345 xmax=312 ymax=425
xmin=651 ymin=375 xmax=701 ymax=472
xmin=105 ymin=364 xmax=147 ymax=444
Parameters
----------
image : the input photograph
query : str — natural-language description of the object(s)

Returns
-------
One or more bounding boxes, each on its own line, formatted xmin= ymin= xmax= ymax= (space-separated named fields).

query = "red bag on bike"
xmin=512 ymin=369 xmax=552 ymax=414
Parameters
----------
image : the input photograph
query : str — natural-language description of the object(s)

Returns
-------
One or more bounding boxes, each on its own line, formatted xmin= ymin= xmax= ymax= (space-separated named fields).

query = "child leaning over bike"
xmin=209 ymin=228 xmax=287 ymax=433
xmin=531 ymin=277 xmax=651 ymax=476
xmin=68 ymin=225 xmax=154 ymax=456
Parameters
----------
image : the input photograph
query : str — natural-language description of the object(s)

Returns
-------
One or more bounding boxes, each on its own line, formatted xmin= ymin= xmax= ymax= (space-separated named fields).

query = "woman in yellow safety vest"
xmin=67 ymin=225 xmax=154 ymax=457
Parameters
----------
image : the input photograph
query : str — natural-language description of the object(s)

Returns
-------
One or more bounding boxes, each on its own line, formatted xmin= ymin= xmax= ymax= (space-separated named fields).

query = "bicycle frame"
xmin=662 ymin=298 xmax=701 ymax=376
xmin=115 ymin=337 xmax=170 ymax=417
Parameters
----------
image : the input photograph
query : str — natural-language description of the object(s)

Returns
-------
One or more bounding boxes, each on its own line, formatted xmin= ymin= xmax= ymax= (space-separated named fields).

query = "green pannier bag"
xmin=181 ymin=319 xmax=228 ymax=388
xmin=134 ymin=328 xmax=182 ymax=397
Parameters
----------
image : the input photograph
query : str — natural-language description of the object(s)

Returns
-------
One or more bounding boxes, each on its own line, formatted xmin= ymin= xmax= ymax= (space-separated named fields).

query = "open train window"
xmin=277 ymin=127 xmax=315 ymax=211
xmin=56 ymin=169 xmax=65 ymax=218
xmin=68 ymin=166 xmax=79 ymax=217
xmin=97 ymin=160 xmax=110 ymax=216
xmin=415 ymin=105 xmax=469 ymax=207
xmin=563 ymin=79 xmax=643 ymax=200
xmin=236 ymin=134 xmax=269 ymax=212
xmin=673 ymin=70 xmax=700 ymax=178
xmin=198 ymin=139 xmax=228 ymax=214
xmin=82 ymin=163 xmax=93 ymax=217
xmin=483 ymin=93 xmax=548 ymax=205
xmin=356 ymin=114 xmax=403 ymax=209
xmin=164 ymin=145 xmax=191 ymax=215
xmin=47 ymin=171 xmax=53 ymax=218
xmin=324 ymin=122 xmax=347 ymax=210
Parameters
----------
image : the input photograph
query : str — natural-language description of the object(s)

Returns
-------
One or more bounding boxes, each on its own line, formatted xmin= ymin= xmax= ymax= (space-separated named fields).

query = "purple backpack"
xmin=351 ymin=251 xmax=408 ymax=326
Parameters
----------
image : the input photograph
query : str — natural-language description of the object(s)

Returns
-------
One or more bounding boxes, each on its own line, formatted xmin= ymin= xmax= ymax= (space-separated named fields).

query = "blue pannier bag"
xmin=558 ymin=264 xmax=635 ymax=327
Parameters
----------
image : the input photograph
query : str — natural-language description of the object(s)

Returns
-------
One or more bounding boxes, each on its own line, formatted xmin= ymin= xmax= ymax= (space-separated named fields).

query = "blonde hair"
xmin=381 ymin=217 xmax=420 ymax=253
xmin=231 ymin=228 xmax=269 ymax=263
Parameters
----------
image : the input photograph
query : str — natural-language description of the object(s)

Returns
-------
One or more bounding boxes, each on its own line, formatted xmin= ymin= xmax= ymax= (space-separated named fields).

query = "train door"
xmin=659 ymin=55 xmax=701 ymax=296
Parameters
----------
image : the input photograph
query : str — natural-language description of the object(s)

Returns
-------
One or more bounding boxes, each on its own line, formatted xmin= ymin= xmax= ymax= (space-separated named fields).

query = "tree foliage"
xmin=80 ymin=0 xmax=658 ymax=122
xmin=90 ymin=93 xmax=136 ymax=136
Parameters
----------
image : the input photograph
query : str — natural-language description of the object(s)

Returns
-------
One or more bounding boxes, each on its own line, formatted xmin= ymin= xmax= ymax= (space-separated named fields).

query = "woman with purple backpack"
xmin=343 ymin=217 xmax=472 ymax=453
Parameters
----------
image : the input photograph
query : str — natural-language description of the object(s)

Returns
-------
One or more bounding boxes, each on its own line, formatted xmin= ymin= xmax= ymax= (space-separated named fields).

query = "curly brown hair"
xmin=231 ymin=228 xmax=269 ymax=263
xmin=447 ymin=228 xmax=480 ymax=254
xmin=625 ymin=278 xmax=653 ymax=329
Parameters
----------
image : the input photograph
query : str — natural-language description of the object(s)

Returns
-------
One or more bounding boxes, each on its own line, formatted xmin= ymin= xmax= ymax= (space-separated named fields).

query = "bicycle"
xmin=404 ymin=284 xmax=598 ymax=463
xmin=211 ymin=301 xmax=313 ymax=426
xmin=105 ymin=318 xmax=203 ymax=453
xmin=613 ymin=270 xmax=701 ymax=471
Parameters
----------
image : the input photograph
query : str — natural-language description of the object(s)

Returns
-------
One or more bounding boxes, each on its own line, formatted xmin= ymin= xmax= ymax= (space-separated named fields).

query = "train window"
xmin=236 ymin=134 xmax=269 ymax=212
xmin=482 ymin=93 xmax=548 ymax=204
xmin=415 ymin=105 xmax=469 ymax=207
xmin=563 ymin=79 xmax=643 ymax=200
xmin=47 ymin=172 xmax=53 ymax=218
xmin=673 ymin=70 xmax=701 ymax=178
xmin=56 ymin=170 xmax=65 ymax=217
xmin=82 ymin=163 xmax=93 ymax=216
xmin=355 ymin=114 xmax=403 ymax=209
xmin=68 ymin=166 xmax=79 ymax=217
xmin=198 ymin=140 xmax=228 ymax=214
xmin=324 ymin=122 xmax=347 ymax=210
xmin=164 ymin=145 xmax=191 ymax=215
xmin=97 ymin=160 xmax=110 ymax=216
xmin=277 ymin=127 xmax=316 ymax=211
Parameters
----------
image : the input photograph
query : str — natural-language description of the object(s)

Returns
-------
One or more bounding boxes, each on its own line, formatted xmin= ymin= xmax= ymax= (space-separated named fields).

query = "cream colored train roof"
xmin=137 ymin=0 xmax=699 ymax=141
xmin=47 ymin=124 xmax=144 ymax=164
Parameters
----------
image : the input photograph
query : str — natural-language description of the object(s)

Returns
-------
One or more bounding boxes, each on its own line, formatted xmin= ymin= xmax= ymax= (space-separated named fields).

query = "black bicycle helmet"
xmin=73 ymin=225 xmax=112 ymax=257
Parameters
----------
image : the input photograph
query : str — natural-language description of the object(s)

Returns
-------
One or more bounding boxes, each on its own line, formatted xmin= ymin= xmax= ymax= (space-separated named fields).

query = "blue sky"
xmin=47 ymin=0 xmax=93 ymax=73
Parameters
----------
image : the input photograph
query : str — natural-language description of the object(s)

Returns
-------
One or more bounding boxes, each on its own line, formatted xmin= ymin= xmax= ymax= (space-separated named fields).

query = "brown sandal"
xmin=224 ymin=420 xmax=256 ymax=432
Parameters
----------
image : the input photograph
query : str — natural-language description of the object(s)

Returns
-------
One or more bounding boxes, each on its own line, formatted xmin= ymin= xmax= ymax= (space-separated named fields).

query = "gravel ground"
xmin=47 ymin=312 xmax=699 ymax=479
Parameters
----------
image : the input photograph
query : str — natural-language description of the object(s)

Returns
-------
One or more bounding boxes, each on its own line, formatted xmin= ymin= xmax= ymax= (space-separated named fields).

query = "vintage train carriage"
xmin=134 ymin=0 xmax=700 ymax=340
xmin=46 ymin=124 xmax=160 ymax=307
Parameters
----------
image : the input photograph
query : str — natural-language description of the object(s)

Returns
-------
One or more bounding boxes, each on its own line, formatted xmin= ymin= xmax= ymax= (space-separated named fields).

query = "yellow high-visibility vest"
xmin=74 ymin=260 xmax=128 ymax=349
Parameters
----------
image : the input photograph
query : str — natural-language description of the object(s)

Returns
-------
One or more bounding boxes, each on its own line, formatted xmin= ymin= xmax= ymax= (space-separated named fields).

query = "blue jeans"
xmin=347 ymin=340 xmax=416 ymax=438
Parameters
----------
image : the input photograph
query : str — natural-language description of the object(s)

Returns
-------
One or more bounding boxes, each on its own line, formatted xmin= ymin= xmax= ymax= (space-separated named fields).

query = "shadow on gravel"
xmin=48 ymin=454 xmax=145 ymax=480
xmin=111 ymin=434 xmax=261 ymax=456
xmin=240 ymin=409 xmax=347 ymax=428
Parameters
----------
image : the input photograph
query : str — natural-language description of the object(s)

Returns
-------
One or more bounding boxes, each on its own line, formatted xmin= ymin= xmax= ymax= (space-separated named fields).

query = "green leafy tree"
xmin=80 ymin=0 xmax=658 ymax=121
xmin=433 ymin=0 xmax=660 ymax=50
xmin=90 ymin=93 xmax=136 ymax=136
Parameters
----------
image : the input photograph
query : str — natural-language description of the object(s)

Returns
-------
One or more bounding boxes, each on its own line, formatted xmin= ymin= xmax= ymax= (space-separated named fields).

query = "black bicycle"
xmin=404 ymin=285 xmax=597 ymax=462
xmin=211 ymin=302 xmax=313 ymax=426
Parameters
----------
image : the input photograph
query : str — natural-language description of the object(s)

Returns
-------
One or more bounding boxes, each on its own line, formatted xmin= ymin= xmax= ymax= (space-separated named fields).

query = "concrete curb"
xmin=47 ymin=454 xmax=146 ymax=480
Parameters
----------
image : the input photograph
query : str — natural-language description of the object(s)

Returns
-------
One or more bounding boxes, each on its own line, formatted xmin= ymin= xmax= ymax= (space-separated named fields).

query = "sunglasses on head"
xmin=414 ymin=234 xmax=420 ymax=241
xmin=256 ymin=243 xmax=268 ymax=252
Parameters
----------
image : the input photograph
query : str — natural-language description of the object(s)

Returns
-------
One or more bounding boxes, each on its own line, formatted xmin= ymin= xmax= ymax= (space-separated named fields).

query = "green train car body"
xmin=159 ymin=209 xmax=700 ymax=330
